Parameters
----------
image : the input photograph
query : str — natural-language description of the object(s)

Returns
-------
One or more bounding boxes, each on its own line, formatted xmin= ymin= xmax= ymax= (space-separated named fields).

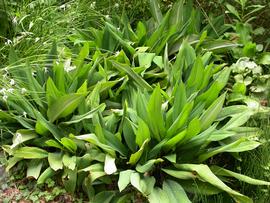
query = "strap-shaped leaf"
xmin=175 ymin=164 xmax=253 ymax=203
xmin=61 ymin=103 xmax=106 ymax=125
xmin=128 ymin=139 xmax=149 ymax=165
xmin=48 ymin=152 xmax=63 ymax=171
xmin=118 ymin=170 xmax=134 ymax=192
xmin=200 ymin=93 xmax=226 ymax=131
xmin=211 ymin=166 xmax=270 ymax=185
xmin=162 ymin=180 xmax=191 ymax=203
xmin=47 ymin=93 xmax=84 ymax=122
xmin=149 ymin=0 xmax=163 ymax=24
xmin=147 ymin=85 xmax=166 ymax=140
xmin=13 ymin=147 xmax=48 ymax=159
xmin=111 ymin=60 xmax=152 ymax=91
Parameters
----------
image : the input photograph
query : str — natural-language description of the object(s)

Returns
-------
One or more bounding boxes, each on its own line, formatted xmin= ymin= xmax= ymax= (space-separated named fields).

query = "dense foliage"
xmin=0 ymin=0 xmax=270 ymax=202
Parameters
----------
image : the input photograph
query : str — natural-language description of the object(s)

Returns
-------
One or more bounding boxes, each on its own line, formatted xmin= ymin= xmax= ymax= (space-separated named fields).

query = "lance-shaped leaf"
xmin=128 ymin=139 xmax=149 ymax=165
xmin=47 ymin=93 xmax=84 ymax=123
xmin=211 ymin=166 xmax=270 ymax=186
xmin=118 ymin=170 xmax=134 ymax=192
xmin=175 ymin=164 xmax=253 ymax=203
xmin=198 ymin=138 xmax=261 ymax=162
xmin=111 ymin=61 xmax=152 ymax=91
xmin=13 ymin=147 xmax=48 ymax=159
xmin=147 ymin=86 xmax=166 ymax=140
xmin=48 ymin=152 xmax=63 ymax=171
xmin=200 ymin=93 xmax=226 ymax=131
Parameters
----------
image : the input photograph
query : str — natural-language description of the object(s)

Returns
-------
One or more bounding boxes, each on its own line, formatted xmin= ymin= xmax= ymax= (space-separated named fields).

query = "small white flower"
xmin=12 ymin=17 xmax=17 ymax=24
xmin=3 ymin=95 xmax=8 ymax=101
xmin=105 ymin=15 xmax=110 ymax=20
xmin=23 ymin=111 xmax=27 ymax=117
xmin=35 ymin=37 xmax=40 ymax=42
xmin=59 ymin=4 xmax=66 ymax=10
xmin=114 ymin=3 xmax=119 ymax=8
xmin=117 ymin=27 xmax=120 ymax=31
xmin=21 ymin=88 xmax=27 ymax=94
xmin=115 ymin=51 xmax=120 ymax=56
xmin=7 ymin=88 xmax=14 ymax=93
xmin=5 ymin=39 xmax=12 ymax=45
xmin=0 ymin=88 xmax=6 ymax=94
xmin=29 ymin=21 xmax=34 ymax=30
xmin=10 ymin=79 xmax=15 ymax=86
xmin=16 ymin=132 xmax=22 ymax=138
xmin=44 ymin=67 xmax=49 ymax=73
xmin=32 ymin=71 xmax=37 ymax=77
xmin=90 ymin=2 xmax=96 ymax=9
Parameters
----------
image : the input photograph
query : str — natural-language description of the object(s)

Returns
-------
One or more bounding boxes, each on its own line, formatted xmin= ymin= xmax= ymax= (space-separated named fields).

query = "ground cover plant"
xmin=0 ymin=0 xmax=270 ymax=202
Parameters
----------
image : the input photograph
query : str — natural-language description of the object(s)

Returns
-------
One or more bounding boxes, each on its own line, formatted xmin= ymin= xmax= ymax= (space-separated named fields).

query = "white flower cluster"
xmin=90 ymin=2 xmax=96 ymax=9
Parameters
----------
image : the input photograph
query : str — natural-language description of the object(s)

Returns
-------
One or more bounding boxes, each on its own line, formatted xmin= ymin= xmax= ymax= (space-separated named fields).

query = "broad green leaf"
xmin=60 ymin=137 xmax=77 ymax=153
xmin=62 ymin=154 xmax=76 ymax=170
xmin=130 ymin=173 xmax=155 ymax=195
xmin=128 ymin=139 xmax=149 ymax=165
xmin=148 ymin=187 xmax=170 ymax=203
xmin=103 ymin=130 xmax=129 ymax=156
xmin=136 ymin=158 xmax=163 ymax=173
xmin=61 ymin=103 xmax=106 ymax=125
xmin=74 ymin=42 xmax=89 ymax=68
xmin=147 ymin=11 xmax=171 ymax=52
xmin=75 ymin=134 xmax=115 ymax=156
xmin=198 ymin=138 xmax=260 ymax=162
xmin=45 ymin=139 xmax=64 ymax=150
xmin=37 ymin=167 xmax=55 ymax=184
xmin=180 ymin=180 xmax=222 ymax=195
xmin=211 ymin=166 xmax=270 ymax=185
xmin=163 ymin=180 xmax=191 ymax=203
xmin=111 ymin=61 xmax=152 ymax=91
xmin=162 ymin=169 xmax=196 ymax=180
xmin=187 ymin=57 xmax=204 ymax=90
xmin=6 ymin=157 xmax=22 ymax=171
xmin=136 ymin=118 xmax=151 ymax=147
xmin=164 ymin=130 xmax=187 ymax=149
xmin=48 ymin=152 xmax=63 ymax=171
xmin=226 ymin=4 xmax=241 ymax=20
xmin=34 ymin=110 xmax=63 ymax=141
xmin=27 ymin=159 xmax=43 ymax=179
xmin=221 ymin=111 xmax=253 ymax=130
xmin=138 ymin=53 xmax=156 ymax=69
xmin=184 ymin=117 xmax=201 ymax=142
xmin=53 ymin=62 xmax=66 ymax=92
xmin=123 ymin=118 xmax=137 ymax=152
xmin=63 ymin=168 xmax=77 ymax=193
xmin=93 ymin=191 xmax=115 ymax=203
xmin=11 ymin=130 xmax=37 ymax=149
xmin=217 ymin=105 xmax=249 ymax=121
xmin=175 ymin=164 xmax=252 ymax=203
xmin=163 ymin=154 xmax=176 ymax=163
xmin=47 ymin=93 xmax=84 ymax=122
xmin=200 ymin=93 xmax=226 ymax=131
xmin=147 ymin=85 xmax=166 ymax=140
xmin=149 ymin=0 xmax=163 ymax=24
xmin=35 ymin=119 xmax=50 ymax=136
xmin=13 ymin=147 xmax=48 ymax=159
xmin=46 ymin=77 xmax=63 ymax=107
xmin=172 ymin=82 xmax=187 ymax=121
xmin=104 ymin=154 xmax=117 ymax=175
xmin=167 ymin=102 xmax=193 ymax=137
xmin=118 ymin=170 xmax=134 ymax=192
